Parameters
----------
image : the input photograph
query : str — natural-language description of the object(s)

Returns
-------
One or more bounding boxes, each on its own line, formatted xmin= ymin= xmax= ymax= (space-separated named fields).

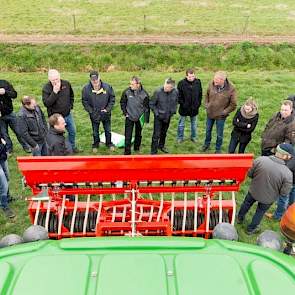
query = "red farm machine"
xmin=17 ymin=154 xmax=253 ymax=239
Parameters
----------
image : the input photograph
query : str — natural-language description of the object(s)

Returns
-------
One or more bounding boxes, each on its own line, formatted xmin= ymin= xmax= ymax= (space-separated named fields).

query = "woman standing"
xmin=228 ymin=98 xmax=259 ymax=153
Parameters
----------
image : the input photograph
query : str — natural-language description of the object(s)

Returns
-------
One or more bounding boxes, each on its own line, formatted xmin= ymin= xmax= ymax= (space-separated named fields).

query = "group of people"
xmin=0 ymin=68 xmax=259 ymax=159
xmin=0 ymin=68 xmax=295 ymax=237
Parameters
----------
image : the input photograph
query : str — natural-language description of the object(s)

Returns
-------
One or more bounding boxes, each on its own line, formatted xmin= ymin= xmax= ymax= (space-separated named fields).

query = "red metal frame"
xmin=17 ymin=154 xmax=253 ymax=239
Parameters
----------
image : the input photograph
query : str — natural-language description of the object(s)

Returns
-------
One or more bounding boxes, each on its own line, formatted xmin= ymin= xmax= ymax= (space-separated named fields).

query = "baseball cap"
xmin=90 ymin=70 xmax=99 ymax=81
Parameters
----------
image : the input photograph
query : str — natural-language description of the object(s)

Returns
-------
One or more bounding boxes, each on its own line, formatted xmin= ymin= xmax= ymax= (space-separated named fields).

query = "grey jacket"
xmin=120 ymin=86 xmax=150 ymax=122
xmin=17 ymin=105 xmax=48 ymax=148
xmin=248 ymin=156 xmax=292 ymax=204
xmin=149 ymin=87 xmax=178 ymax=123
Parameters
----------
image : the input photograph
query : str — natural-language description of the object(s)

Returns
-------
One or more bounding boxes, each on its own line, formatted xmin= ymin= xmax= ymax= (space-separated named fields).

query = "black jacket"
xmin=46 ymin=127 xmax=72 ymax=156
xmin=17 ymin=105 xmax=48 ymax=148
xmin=120 ymin=86 xmax=150 ymax=122
xmin=42 ymin=80 xmax=74 ymax=117
xmin=149 ymin=87 xmax=178 ymax=123
xmin=0 ymin=80 xmax=17 ymax=116
xmin=177 ymin=78 xmax=202 ymax=116
xmin=231 ymin=108 xmax=259 ymax=143
xmin=82 ymin=81 xmax=115 ymax=122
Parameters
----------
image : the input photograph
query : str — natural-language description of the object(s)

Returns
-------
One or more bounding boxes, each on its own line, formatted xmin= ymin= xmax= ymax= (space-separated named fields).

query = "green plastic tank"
xmin=0 ymin=237 xmax=294 ymax=294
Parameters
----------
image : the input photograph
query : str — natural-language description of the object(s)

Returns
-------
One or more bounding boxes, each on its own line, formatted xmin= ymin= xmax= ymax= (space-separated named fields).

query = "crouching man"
xmin=237 ymin=143 xmax=293 ymax=235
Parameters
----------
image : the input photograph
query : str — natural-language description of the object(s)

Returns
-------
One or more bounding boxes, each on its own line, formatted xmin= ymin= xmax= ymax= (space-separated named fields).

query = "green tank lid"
xmin=0 ymin=237 xmax=294 ymax=295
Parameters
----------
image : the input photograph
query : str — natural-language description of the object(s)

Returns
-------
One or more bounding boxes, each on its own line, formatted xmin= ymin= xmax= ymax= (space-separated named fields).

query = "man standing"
xmin=120 ymin=76 xmax=149 ymax=155
xmin=42 ymin=69 xmax=80 ymax=153
xmin=202 ymin=71 xmax=237 ymax=153
xmin=17 ymin=96 xmax=48 ymax=156
xmin=0 ymin=79 xmax=30 ymax=154
xmin=261 ymin=100 xmax=295 ymax=156
xmin=46 ymin=113 xmax=72 ymax=156
xmin=150 ymin=78 xmax=178 ymax=154
xmin=237 ymin=143 xmax=293 ymax=235
xmin=82 ymin=70 xmax=115 ymax=152
xmin=0 ymin=133 xmax=15 ymax=218
xmin=177 ymin=69 xmax=202 ymax=143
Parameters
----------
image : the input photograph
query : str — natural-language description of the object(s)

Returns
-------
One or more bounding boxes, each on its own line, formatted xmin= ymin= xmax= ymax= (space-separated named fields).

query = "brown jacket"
xmin=261 ymin=112 xmax=295 ymax=150
xmin=205 ymin=79 xmax=237 ymax=119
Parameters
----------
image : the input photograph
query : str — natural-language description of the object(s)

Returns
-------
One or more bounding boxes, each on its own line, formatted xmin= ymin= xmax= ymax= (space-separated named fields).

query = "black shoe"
xmin=246 ymin=227 xmax=260 ymax=235
xmin=73 ymin=147 xmax=83 ymax=154
xmin=7 ymin=151 xmax=13 ymax=157
xmin=2 ymin=207 xmax=16 ymax=219
xmin=7 ymin=196 xmax=17 ymax=203
xmin=23 ymin=147 xmax=32 ymax=153
xmin=202 ymin=145 xmax=209 ymax=152
xmin=160 ymin=147 xmax=169 ymax=154
xmin=236 ymin=217 xmax=244 ymax=224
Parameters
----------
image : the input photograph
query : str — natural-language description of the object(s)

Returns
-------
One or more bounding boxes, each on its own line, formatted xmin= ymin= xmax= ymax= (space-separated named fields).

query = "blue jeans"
xmin=273 ymin=185 xmax=295 ymax=220
xmin=64 ymin=113 xmax=76 ymax=150
xmin=177 ymin=115 xmax=197 ymax=141
xmin=0 ymin=160 xmax=9 ymax=209
xmin=238 ymin=192 xmax=272 ymax=231
xmin=0 ymin=112 xmax=29 ymax=152
xmin=204 ymin=117 xmax=225 ymax=151
xmin=32 ymin=142 xmax=48 ymax=156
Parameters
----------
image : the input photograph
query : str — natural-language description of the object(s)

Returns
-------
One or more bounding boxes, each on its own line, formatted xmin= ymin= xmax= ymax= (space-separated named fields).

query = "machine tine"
xmin=148 ymin=203 xmax=154 ymax=222
xmin=182 ymin=192 xmax=188 ymax=232
xmin=193 ymin=192 xmax=198 ymax=232
xmin=171 ymin=192 xmax=175 ymax=231
xmin=156 ymin=193 xmax=164 ymax=222
xmin=58 ymin=195 xmax=66 ymax=236
xmin=206 ymin=195 xmax=211 ymax=233
xmin=219 ymin=191 xmax=223 ymax=224
xmin=45 ymin=197 xmax=51 ymax=231
xmin=83 ymin=194 xmax=91 ymax=234
xmin=131 ymin=188 xmax=136 ymax=237
xmin=138 ymin=204 xmax=143 ymax=222
xmin=122 ymin=193 xmax=128 ymax=222
xmin=231 ymin=192 xmax=236 ymax=225
xmin=70 ymin=194 xmax=78 ymax=235
xmin=111 ymin=194 xmax=116 ymax=223
xmin=95 ymin=194 xmax=103 ymax=227
xmin=34 ymin=200 xmax=41 ymax=225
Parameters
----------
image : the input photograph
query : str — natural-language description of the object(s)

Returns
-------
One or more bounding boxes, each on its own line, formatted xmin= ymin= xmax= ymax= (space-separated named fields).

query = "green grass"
xmin=2 ymin=43 xmax=295 ymax=72
xmin=1 ymin=69 xmax=295 ymax=245
xmin=1 ymin=0 xmax=295 ymax=35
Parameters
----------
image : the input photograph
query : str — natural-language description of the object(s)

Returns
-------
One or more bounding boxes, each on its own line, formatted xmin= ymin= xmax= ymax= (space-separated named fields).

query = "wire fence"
xmin=0 ymin=14 xmax=294 ymax=35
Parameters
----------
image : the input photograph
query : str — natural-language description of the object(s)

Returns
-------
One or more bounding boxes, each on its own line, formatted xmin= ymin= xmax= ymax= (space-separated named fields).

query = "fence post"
xmin=242 ymin=15 xmax=250 ymax=35
xmin=72 ymin=14 xmax=77 ymax=32
xmin=143 ymin=14 xmax=146 ymax=32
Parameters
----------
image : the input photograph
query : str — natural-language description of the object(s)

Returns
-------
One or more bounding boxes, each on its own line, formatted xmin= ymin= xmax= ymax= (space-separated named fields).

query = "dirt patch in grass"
xmin=1 ymin=33 xmax=295 ymax=45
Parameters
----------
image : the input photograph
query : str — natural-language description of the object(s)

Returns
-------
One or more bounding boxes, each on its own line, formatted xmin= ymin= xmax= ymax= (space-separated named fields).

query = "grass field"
xmin=1 ymin=67 xmax=295 ymax=245
xmin=1 ymin=0 xmax=295 ymax=36
xmin=2 ymin=42 xmax=295 ymax=72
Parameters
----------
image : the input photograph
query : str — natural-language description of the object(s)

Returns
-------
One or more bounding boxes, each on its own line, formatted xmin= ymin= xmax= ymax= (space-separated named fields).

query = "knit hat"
xmin=276 ymin=143 xmax=295 ymax=157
